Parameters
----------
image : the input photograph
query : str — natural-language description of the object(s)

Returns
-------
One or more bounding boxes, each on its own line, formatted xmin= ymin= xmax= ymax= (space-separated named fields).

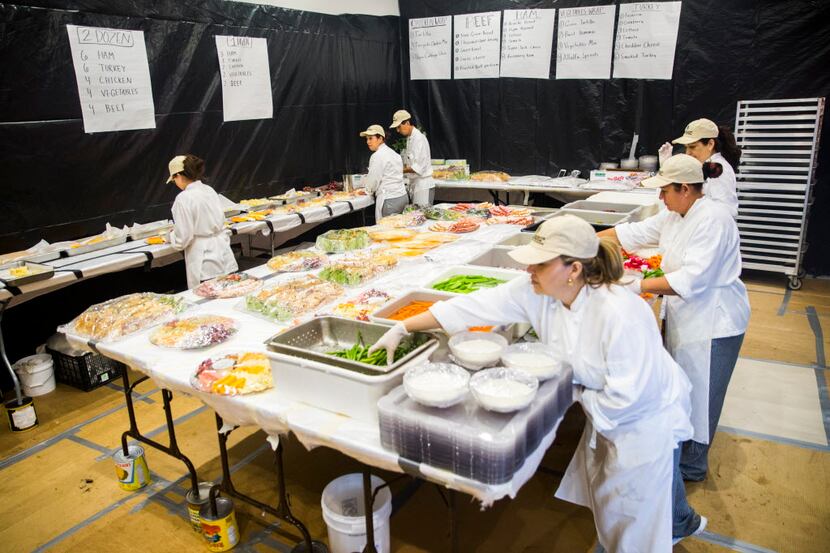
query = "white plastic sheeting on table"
xmin=61 ymin=217 xmax=576 ymax=505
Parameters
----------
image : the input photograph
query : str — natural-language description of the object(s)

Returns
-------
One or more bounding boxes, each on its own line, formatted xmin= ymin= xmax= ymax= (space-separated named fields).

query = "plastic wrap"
xmin=315 ymin=229 xmax=371 ymax=253
xmin=61 ymin=292 xmax=189 ymax=342
xmin=192 ymin=352 xmax=273 ymax=396
xmin=242 ymin=275 xmax=343 ymax=322
xmin=318 ymin=252 xmax=398 ymax=287
xmin=149 ymin=315 xmax=237 ymax=349
xmin=194 ymin=273 xmax=263 ymax=299
xmin=328 ymin=289 xmax=393 ymax=321
xmin=377 ymin=212 xmax=426 ymax=228
xmin=266 ymin=250 xmax=328 ymax=272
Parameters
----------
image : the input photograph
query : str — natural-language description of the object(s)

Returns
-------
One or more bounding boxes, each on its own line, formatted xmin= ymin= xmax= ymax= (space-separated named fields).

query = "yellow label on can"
xmin=201 ymin=510 xmax=239 ymax=552
xmin=114 ymin=448 xmax=151 ymax=491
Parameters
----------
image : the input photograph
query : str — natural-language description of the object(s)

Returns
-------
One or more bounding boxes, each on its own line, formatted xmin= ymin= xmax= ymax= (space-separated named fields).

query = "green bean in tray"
xmin=431 ymin=274 xmax=506 ymax=294
xmin=328 ymin=333 xmax=427 ymax=366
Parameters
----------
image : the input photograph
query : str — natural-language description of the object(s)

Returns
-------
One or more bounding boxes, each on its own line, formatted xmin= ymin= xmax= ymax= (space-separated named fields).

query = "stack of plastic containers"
xmin=377 ymin=370 xmax=572 ymax=485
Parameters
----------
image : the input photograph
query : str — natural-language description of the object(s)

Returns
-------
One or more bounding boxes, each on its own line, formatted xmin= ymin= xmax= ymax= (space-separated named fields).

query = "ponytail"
xmin=560 ymin=238 xmax=623 ymax=287
xmin=181 ymin=154 xmax=206 ymax=181
xmin=702 ymin=161 xmax=723 ymax=180
xmin=713 ymin=125 xmax=741 ymax=169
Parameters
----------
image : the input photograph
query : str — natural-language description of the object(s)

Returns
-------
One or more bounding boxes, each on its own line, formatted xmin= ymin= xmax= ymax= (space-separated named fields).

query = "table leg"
xmin=362 ymin=468 xmax=379 ymax=553
xmin=0 ymin=302 xmax=24 ymax=405
xmin=214 ymin=414 xmax=325 ymax=553
xmin=119 ymin=370 xmax=199 ymax=493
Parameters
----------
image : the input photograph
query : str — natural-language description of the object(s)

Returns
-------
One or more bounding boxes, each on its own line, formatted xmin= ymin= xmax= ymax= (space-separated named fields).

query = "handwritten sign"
xmin=613 ymin=2 xmax=682 ymax=80
xmin=500 ymin=9 xmax=556 ymax=79
xmin=556 ymin=5 xmax=616 ymax=79
xmin=215 ymin=35 xmax=273 ymax=121
xmin=409 ymin=17 xmax=452 ymax=80
xmin=453 ymin=12 xmax=501 ymax=79
xmin=66 ymin=25 xmax=156 ymax=133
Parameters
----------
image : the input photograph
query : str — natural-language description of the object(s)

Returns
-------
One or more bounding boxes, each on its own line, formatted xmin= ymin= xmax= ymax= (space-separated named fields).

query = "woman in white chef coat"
xmin=166 ymin=154 xmax=238 ymax=289
xmin=599 ymin=154 xmax=750 ymax=483
xmin=359 ymin=124 xmax=408 ymax=221
xmin=370 ymin=215 xmax=706 ymax=551
xmin=658 ymin=118 xmax=741 ymax=218
xmin=390 ymin=109 xmax=435 ymax=207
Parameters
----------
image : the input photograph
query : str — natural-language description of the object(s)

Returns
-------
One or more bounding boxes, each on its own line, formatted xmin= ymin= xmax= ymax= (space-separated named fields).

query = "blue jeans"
xmin=680 ymin=333 xmax=745 ymax=481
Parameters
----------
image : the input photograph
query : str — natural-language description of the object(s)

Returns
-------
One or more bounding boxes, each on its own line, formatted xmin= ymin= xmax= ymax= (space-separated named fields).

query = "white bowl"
xmin=448 ymin=331 xmax=508 ymax=370
xmin=403 ymin=363 xmax=470 ymax=408
xmin=469 ymin=367 xmax=538 ymax=413
xmin=500 ymin=343 xmax=563 ymax=381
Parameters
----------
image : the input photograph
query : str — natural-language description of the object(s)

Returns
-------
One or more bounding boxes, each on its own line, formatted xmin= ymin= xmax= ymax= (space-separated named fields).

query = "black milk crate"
xmin=46 ymin=347 xmax=124 ymax=391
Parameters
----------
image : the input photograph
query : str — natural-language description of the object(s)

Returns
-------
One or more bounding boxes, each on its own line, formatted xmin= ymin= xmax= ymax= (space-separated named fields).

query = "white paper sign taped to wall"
xmin=613 ymin=2 xmax=683 ymax=80
xmin=453 ymin=12 xmax=501 ymax=79
xmin=500 ymin=9 xmax=556 ymax=79
xmin=215 ymin=35 xmax=273 ymax=121
xmin=409 ymin=16 xmax=452 ymax=80
xmin=66 ymin=25 xmax=156 ymax=133
xmin=556 ymin=5 xmax=616 ymax=79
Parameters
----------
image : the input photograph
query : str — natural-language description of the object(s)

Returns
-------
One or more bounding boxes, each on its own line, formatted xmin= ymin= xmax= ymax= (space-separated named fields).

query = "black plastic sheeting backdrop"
xmin=398 ymin=0 xmax=830 ymax=274
xmin=0 ymin=0 xmax=401 ymax=253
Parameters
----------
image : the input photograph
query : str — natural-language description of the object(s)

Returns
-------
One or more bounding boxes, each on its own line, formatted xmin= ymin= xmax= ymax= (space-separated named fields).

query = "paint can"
xmin=200 ymin=492 xmax=239 ymax=551
xmin=186 ymin=481 xmax=215 ymax=532
xmin=4 ymin=395 xmax=38 ymax=432
xmin=112 ymin=445 xmax=151 ymax=491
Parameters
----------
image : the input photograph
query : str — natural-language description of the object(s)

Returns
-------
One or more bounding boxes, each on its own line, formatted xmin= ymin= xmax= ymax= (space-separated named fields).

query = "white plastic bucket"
xmin=321 ymin=474 xmax=392 ymax=553
xmin=13 ymin=354 xmax=56 ymax=397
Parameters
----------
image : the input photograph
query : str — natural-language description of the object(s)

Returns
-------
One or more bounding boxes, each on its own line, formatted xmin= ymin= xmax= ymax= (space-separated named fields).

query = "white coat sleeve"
xmin=614 ymin=209 xmax=671 ymax=251
xmin=408 ymin=135 xmax=432 ymax=177
xmin=169 ymin=196 xmax=194 ymax=251
xmin=663 ymin=215 xmax=734 ymax=299
xmin=579 ymin=306 xmax=654 ymax=432
xmin=430 ymin=276 xmax=537 ymax=334
xmin=364 ymin=152 xmax=382 ymax=195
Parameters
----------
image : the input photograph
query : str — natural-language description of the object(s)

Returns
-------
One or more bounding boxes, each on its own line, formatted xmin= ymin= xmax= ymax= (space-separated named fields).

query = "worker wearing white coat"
xmin=658 ymin=118 xmax=741 ymax=218
xmin=390 ymin=110 xmax=435 ymax=206
xmin=599 ymin=154 xmax=750 ymax=482
xmin=359 ymin=124 xmax=408 ymax=221
xmin=370 ymin=215 xmax=706 ymax=550
xmin=166 ymin=154 xmax=238 ymax=289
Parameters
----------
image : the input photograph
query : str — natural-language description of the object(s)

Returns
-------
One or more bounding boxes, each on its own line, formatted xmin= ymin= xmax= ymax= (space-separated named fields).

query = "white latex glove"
xmin=368 ymin=322 xmax=409 ymax=366
xmin=658 ymin=142 xmax=673 ymax=166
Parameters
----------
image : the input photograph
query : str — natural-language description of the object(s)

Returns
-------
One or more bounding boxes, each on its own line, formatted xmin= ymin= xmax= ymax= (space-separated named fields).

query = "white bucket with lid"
xmin=13 ymin=354 xmax=56 ymax=397
xmin=321 ymin=474 xmax=392 ymax=553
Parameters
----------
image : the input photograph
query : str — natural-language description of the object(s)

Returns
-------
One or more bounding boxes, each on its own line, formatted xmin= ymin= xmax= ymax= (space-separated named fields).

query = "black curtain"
xmin=0 ymin=0 xmax=401 ymax=253
xmin=398 ymin=0 xmax=830 ymax=274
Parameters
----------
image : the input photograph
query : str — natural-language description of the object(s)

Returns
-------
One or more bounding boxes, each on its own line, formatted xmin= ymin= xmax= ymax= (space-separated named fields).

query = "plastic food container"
xmin=470 ymin=367 xmax=539 ymax=413
xmin=468 ymin=247 xmax=527 ymax=271
xmin=496 ymin=233 xmax=534 ymax=247
xmin=501 ymin=343 xmax=563 ymax=381
xmin=425 ymin=265 xmax=523 ymax=295
xmin=448 ymin=331 xmax=508 ymax=370
xmin=403 ymin=363 xmax=470 ymax=408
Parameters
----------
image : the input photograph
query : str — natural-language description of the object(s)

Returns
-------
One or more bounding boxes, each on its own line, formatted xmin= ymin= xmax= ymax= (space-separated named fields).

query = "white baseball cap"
xmin=166 ymin=155 xmax=186 ymax=184
xmin=390 ymin=110 xmax=412 ymax=128
xmin=359 ymin=124 xmax=385 ymax=138
xmin=672 ymin=118 xmax=719 ymax=145
xmin=508 ymin=215 xmax=600 ymax=265
xmin=640 ymin=154 xmax=704 ymax=188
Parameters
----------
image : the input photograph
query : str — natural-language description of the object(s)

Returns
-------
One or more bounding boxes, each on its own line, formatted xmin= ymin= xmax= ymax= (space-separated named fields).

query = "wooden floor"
xmin=0 ymin=271 xmax=828 ymax=553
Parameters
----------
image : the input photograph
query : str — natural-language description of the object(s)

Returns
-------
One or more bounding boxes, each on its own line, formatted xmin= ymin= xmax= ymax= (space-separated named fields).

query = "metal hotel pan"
xmin=0 ymin=261 xmax=55 ymax=287
xmin=267 ymin=316 xmax=438 ymax=375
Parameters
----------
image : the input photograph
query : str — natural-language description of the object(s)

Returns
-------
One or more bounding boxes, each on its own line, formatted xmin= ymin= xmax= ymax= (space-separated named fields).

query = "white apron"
xmin=374 ymin=190 xmax=388 ymax=221
xmin=552 ymin=302 xmax=683 ymax=552
xmin=184 ymin=231 xmax=237 ymax=289
xmin=409 ymin=175 xmax=434 ymax=206
xmin=661 ymin=224 xmax=716 ymax=445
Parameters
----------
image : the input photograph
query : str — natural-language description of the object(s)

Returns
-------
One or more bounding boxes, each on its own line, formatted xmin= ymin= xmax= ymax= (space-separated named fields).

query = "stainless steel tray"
xmin=268 ymin=190 xmax=319 ymax=204
xmin=242 ymin=202 xmax=276 ymax=212
xmin=129 ymin=221 xmax=173 ymax=240
xmin=266 ymin=316 xmax=438 ymax=375
xmin=64 ymin=235 xmax=129 ymax=257
xmin=0 ymin=261 xmax=54 ymax=286
xmin=497 ymin=233 xmax=534 ymax=247
xmin=468 ymin=247 xmax=527 ymax=271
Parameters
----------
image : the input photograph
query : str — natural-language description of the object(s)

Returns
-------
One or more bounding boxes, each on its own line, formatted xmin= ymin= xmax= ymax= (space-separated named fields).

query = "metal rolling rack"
xmin=733 ymin=97 xmax=825 ymax=290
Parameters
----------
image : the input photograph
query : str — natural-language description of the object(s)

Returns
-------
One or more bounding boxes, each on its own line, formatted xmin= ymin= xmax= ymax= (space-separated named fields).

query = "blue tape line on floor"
xmin=696 ymin=530 xmax=779 ymax=553
xmin=717 ymin=425 xmax=830 ymax=452
xmin=813 ymin=367 xmax=830 ymax=446
xmin=777 ymin=287 xmax=792 ymax=316
xmin=806 ymin=306 xmax=825 ymax=367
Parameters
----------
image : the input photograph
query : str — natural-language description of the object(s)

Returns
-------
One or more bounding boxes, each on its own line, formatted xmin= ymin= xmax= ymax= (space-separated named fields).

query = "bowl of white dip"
xmin=469 ymin=367 xmax=538 ymax=413
xmin=403 ymin=363 xmax=470 ymax=408
xmin=501 ymin=343 xmax=562 ymax=381
xmin=448 ymin=331 xmax=508 ymax=370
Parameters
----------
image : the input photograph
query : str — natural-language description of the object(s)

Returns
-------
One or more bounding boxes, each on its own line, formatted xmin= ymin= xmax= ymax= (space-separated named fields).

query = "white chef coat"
xmin=364 ymin=142 xmax=407 ymax=220
xmin=402 ymin=127 xmax=434 ymax=205
xmin=169 ymin=180 xmax=238 ymax=289
xmin=615 ymin=196 xmax=750 ymax=443
xmin=431 ymin=279 xmax=693 ymax=552
xmin=704 ymin=152 xmax=738 ymax=218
